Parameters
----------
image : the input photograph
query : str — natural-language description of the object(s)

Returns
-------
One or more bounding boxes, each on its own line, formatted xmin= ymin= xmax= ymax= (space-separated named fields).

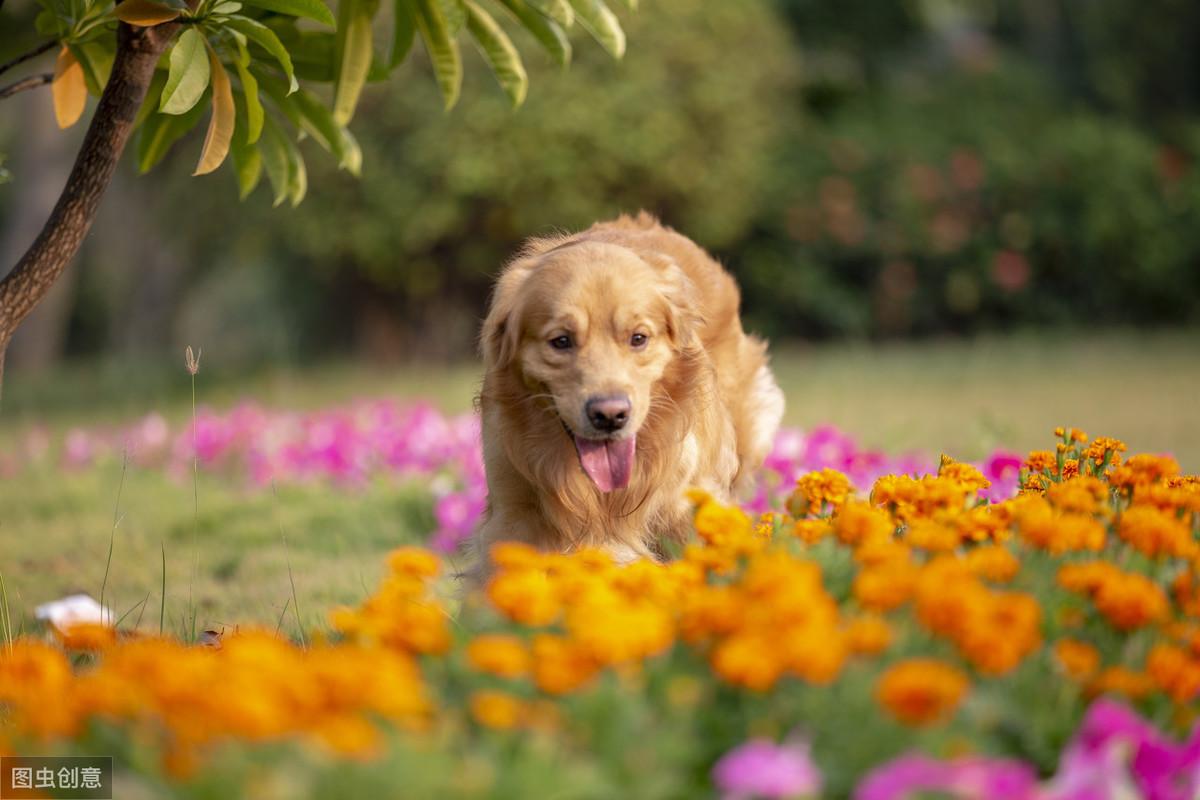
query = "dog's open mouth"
xmin=573 ymin=434 xmax=636 ymax=493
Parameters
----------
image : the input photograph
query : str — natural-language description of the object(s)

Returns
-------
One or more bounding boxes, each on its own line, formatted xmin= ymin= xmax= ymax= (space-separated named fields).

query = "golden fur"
xmin=472 ymin=213 xmax=784 ymax=571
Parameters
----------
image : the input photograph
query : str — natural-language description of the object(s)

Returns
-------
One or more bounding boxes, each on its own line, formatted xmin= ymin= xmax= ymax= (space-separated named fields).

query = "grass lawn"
xmin=1 ymin=328 xmax=1196 ymax=637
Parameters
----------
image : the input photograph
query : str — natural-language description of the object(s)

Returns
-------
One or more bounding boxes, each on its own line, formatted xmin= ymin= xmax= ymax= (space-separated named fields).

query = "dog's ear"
xmin=481 ymin=262 xmax=534 ymax=369
xmin=646 ymin=253 xmax=703 ymax=350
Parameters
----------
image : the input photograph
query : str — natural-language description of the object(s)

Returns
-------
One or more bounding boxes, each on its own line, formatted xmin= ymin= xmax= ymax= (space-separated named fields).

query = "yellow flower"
xmin=466 ymin=635 xmax=531 ymax=678
xmin=469 ymin=690 xmax=525 ymax=730
xmin=876 ymin=659 xmax=969 ymax=726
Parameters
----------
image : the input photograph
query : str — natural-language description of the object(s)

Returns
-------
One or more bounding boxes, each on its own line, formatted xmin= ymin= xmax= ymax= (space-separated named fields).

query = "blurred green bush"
xmin=157 ymin=0 xmax=798 ymax=360
xmin=742 ymin=62 xmax=1200 ymax=339
xmin=5 ymin=0 xmax=1200 ymax=364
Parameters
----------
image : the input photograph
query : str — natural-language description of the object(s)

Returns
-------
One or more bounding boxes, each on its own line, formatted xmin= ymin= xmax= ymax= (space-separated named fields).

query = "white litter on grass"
xmin=35 ymin=593 xmax=113 ymax=629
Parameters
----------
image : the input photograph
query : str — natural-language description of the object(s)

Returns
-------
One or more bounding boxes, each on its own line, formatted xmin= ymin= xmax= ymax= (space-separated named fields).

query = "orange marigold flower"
xmin=905 ymin=518 xmax=961 ymax=552
xmin=1059 ymin=562 xmax=1170 ymax=631
xmin=1026 ymin=450 xmax=1057 ymax=473
xmin=793 ymin=519 xmax=832 ymax=544
xmin=1118 ymin=506 xmax=1198 ymax=559
xmin=694 ymin=501 xmax=755 ymax=550
xmin=466 ymin=635 xmax=531 ymax=678
xmin=854 ymin=561 xmax=919 ymax=612
xmin=1085 ymin=437 xmax=1127 ymax=466
xmin=876 ymin=659 xmax=968 ymax=726
xmin=1053 ymin=638 xmax=1100 ymax=682
xmin=1110 ymin=454 xmax=1182 ymax=492
xmin=487 ymin=570 xmax=560 ymax=626
xmin=53 ymin=622 xmax=116 ymax=652
xmin=1146 ymin=643 xmax=1200 ymax=703
xmin=469 ymin=690 xmax=525 ymax=730
xmin=1045 ymin=476 xmax=1108 ymax=515
xmin=1015 ymin=496 xmax=1105 ymax=554
xmin=845 ymin=615 xmax=893 ymax=656
xmin=962 ymin=545 xmax=1020 ymax=583
xmin=1088 ymin=666 xmax=1156 ymax=700
xmin=791 ymin=469 xmax=853 ymax=515
xmin=937 ymin=456 xmax=991 ymax=495
xmin=834 ymin=502 xmax=895 ymax=547
xmin=531 ymin=635 xmax=599 ymax=695
xmin=386 ymin=546 xmax=440 ymax=578
xmin=711 ymin=632 xmax=784 ymax=691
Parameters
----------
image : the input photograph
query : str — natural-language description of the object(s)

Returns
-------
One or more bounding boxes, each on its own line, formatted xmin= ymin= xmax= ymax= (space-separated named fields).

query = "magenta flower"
xmin=1045 ymin=699 xmax=1200 ymax=800
xmin=854 ymin=754 xmax=1039 ymax=800
xmin=712 ymin=738 xmax=822 ymax=799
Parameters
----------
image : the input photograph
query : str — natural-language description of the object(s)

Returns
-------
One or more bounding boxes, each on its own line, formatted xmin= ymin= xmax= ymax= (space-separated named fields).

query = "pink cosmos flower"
xmin=712 ymin=738 xmax=822 ymax=799
xmin=854 ymin=754 xmax=1039 ymax=800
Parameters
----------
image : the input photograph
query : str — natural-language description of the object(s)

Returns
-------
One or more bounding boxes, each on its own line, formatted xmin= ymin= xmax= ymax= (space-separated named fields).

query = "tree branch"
xmin=0 ymin=40 xmax=56 ymax=79
xmin=0 ymin=73 xmax=52 ymax=100
xmin=0 ymin=22 xmax=180 ymax=397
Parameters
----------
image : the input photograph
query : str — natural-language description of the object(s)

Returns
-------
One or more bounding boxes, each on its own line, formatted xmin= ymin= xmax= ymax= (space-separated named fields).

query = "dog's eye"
xmin=630 ymin=332 xmax=649 ymax=349
xmin=549 ymin=335 xmax=573 ymax=350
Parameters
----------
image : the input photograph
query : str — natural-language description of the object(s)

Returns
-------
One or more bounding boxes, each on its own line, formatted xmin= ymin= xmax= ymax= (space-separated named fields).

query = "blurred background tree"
xmin=2 ymin=0 xmax=1199 ymax=372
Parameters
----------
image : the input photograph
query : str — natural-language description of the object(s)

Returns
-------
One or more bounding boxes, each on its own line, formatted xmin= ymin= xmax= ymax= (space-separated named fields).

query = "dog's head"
xmin=482 ymin=240 xmax=701 ymax=492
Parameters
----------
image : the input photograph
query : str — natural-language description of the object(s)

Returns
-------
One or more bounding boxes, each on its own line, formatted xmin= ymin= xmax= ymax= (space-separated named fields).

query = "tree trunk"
xmin=0 ymin=19 xmax=178 ymax=399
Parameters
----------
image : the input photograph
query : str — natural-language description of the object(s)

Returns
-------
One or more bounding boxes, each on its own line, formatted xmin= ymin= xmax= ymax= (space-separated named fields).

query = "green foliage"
xmin=155 ymin=0 xmax=798 ymax=356
xmin=740 ymin=61 xmax=1200 ymax=339
xmin=27 ymin=0 xmax=634 ymax=194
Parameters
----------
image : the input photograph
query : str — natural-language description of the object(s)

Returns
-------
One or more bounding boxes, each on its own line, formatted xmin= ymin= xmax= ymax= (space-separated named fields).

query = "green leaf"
xmin=415 ymin=0 xmax=461 ymax=110
xmin=70 ymin=40 xmax=114 ymax=97
xmin=133 ymin=70 xmax=168 ymax=131
xmin=230 ymin=89 xmax=262 ymax=198
xmin=436 ymin=0 xmax=466 ymax=32
xmin=259 ymin=116 xmax=291 ymax=206
xmin=465 ymin=1 xmax=526 ymax=106
xmin=496 ymin=0 xmax=569 ymax=67
xmin=391 ymin=0 xmax=417 ymax=67
xmin=290 ymin=87 xmax=359 ymax=174
xmin=251 ymin=66 xmax=303 ymax=128
xmin=333 ymin=0 xmax=379 ymax=125
xmin=233 ymin=42 xmax=263 ymax=143
xmin=137 ymin=93 xmax=210 ymax=172
xmin=225 ymin=15 xmax=298 ymax=92
xmin=160 ymin=28 xmax=211 ymax=114
xmin=281 ymin=131 xmax=307 ymax=205
xmin=229 ymin=130 xmax=263 ymax=199
xmin=337 ymin=126 xmax=362 ymax=176
xmin=240 ymin=0 xmax=334 ymax=26
xmin=527 ymin=0 xmax=571 ymax=27
xmin=566 ymin=0 xmax=623 ymax=58
xmin=285 ymin=31 xmax=336 ymax=82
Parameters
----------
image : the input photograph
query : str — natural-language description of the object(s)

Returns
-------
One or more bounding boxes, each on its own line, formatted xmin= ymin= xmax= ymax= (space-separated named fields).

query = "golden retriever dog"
xmin=473 ymin=212 xmax=783 ymax=571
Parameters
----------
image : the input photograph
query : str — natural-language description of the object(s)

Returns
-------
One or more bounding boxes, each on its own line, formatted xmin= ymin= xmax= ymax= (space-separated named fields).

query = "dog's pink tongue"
xmin=574 ymin=435 xmax=636 ymax=492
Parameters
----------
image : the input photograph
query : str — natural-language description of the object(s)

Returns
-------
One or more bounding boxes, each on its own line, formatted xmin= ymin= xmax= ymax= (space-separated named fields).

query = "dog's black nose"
xmin=586 ymin=394 xmax=631 ymax=433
